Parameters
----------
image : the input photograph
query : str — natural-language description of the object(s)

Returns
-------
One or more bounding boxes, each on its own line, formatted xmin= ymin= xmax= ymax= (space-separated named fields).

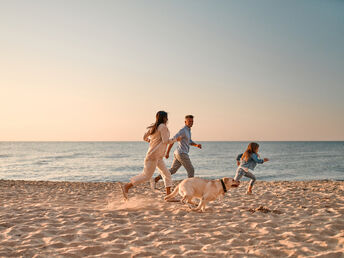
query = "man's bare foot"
xmin=166 ymin=187 xmax=171 ymax=195
xmin=155 ymin=176 xmax=161 ymax=183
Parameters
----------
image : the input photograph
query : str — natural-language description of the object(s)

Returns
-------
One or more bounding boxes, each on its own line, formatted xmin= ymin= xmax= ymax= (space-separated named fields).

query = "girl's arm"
xmin=251 ymin=153 xmax=265 ymax=164
xmin=236 ymin=153 xmax=243 ymax=166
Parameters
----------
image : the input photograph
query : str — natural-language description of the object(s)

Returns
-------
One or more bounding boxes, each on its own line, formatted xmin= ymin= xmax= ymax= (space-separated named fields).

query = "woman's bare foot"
xmin=118 ymin=182 xmax=128 ymax=201
xmin=118 ymin=182 xmax=131 ymax=201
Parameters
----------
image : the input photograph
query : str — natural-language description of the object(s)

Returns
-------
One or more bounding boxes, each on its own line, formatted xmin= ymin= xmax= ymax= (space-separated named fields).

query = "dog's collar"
xmin=220 ymin=179 xmax=227 ymax=193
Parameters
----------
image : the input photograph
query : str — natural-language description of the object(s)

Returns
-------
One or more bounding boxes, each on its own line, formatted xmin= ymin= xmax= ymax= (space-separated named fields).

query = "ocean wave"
xmin=103 ymin=154 xmax=131 ymax=159
xmin=0 ymin=154 xmax=11 ymax=158
xmin=40 ymin=153 xmax=87 ymax=160
xmin=33 ymin=160 xmax=51 ymax=165
xmin=112 ymin=165 xmax=143 ymax=172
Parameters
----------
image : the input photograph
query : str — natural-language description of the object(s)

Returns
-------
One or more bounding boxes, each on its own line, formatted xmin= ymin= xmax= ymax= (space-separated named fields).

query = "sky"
xmin=1 ymin=0 xmax=343 ymax=141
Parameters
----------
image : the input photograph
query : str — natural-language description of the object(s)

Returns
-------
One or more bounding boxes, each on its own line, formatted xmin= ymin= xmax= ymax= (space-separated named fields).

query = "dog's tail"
xmin=164 ymin=183 xmax=180 ymax=201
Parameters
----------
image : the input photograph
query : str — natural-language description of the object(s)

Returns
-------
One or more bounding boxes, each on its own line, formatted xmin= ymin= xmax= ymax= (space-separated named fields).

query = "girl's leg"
xmin=247 ymin=185 xmax=253 ymax=194
xmin=234 ymin=167 xmax=245 ymax=182
xmin=156 ymin=159 xmax=173 ymax=195
xmin=243 ymin=171 xmax=256 ymax=194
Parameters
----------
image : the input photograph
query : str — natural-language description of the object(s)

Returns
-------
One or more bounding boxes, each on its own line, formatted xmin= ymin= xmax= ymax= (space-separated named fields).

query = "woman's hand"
xmin=165 ymin=152 xmax=170 ymax=159
xmin=263 ymin=158 xmax=269 ymax=162
xmin=176 ymin=136 xmax=182 ymax=142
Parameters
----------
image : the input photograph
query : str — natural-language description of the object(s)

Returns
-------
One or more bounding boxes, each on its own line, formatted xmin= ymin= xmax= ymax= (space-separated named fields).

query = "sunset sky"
xmin=1 ymin=0 xmax=343 ymax=141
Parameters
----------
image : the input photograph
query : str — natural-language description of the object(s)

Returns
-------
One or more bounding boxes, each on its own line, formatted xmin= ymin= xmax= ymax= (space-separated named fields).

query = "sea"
xmin=0 ymin=142 xmax=343 ymax=182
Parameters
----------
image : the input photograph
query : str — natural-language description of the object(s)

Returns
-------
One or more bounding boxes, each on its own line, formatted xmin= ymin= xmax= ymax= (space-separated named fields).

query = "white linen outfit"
xmin=130 ymin=123 xmax=176 ymax=188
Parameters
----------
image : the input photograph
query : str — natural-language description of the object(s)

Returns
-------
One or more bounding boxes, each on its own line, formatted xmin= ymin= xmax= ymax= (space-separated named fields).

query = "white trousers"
xmin=130 ymin=158 xmax=172 ymax=188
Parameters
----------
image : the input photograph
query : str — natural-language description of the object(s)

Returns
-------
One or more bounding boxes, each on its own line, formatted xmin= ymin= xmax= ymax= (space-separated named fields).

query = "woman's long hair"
xmin=241 ymin=142 xmax=259 ymax=162
xmin=147 ymin=111 xmax=168 ymax=135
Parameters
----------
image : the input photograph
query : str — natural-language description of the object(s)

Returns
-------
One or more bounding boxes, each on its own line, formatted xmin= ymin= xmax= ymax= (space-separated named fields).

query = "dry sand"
xmin=0 ymin=179 xmax=343 ymax=257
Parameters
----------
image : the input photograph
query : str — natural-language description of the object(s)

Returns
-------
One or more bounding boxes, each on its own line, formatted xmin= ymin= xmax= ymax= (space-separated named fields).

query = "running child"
xmin=234 ymin=142 xmax=269 ymax=194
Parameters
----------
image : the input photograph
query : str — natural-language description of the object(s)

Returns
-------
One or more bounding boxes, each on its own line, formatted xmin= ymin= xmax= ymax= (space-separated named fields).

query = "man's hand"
xmin=176 ymin=136 xmax=182 ymax=141
xmin=165 ymin=152 xmax=170 ymax=159
xmin=196 ymin=144 xmax=202 ymax=149
xmin=237 ymin=161 xmax=240 ymax=166
xmin=263 ymin=158 xmax=269 ymax=162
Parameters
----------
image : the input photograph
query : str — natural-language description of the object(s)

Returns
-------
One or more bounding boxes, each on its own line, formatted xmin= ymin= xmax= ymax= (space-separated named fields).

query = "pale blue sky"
xmin=1 ymin=0 xmax=343 ymax=140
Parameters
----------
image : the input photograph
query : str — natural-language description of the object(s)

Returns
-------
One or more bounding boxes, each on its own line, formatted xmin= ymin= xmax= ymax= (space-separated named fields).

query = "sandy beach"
xmin=0 ymin=179 xmax=343 ymax=257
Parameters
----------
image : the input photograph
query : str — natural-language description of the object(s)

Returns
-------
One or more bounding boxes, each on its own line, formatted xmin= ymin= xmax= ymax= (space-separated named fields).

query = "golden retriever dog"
xmin=164 ymin=177 xmax=240 ymax=212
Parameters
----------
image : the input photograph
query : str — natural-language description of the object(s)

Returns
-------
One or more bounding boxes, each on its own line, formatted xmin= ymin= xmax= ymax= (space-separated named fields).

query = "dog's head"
xmin=222 ymin=177 xmax=240 ymax=188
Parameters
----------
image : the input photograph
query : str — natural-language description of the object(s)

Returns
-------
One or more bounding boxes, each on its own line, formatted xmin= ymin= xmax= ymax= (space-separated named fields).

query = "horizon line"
xmin=0 ymin=140 xmax=343 ymax=142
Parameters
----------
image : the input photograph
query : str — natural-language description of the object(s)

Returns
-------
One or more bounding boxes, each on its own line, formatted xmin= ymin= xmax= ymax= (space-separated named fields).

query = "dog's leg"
xmin=199 ymin=194 xmax=213 ymax=212
xmin=192 ymin=196 xmax=210 ymax=212
xmin=181 ymin=195 xmax=187 ymax=204
xmin=191 ymin=198 xmax=204 ymax=212
xmin=186 ymin=197 xmax=197 ymax=206
xmin=201 ymin=200 xmax=208 ymax=212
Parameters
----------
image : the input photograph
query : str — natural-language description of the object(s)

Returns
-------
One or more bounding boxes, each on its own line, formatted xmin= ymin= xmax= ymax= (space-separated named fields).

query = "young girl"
xmin=234 ymin=142 xmax=269 ymax=194
xmin=119 ymin=111 xmax=181 ymax=200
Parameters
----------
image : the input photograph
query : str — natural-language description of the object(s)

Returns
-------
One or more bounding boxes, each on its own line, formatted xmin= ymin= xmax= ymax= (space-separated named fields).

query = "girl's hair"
xmin=241 ymin=142 xmax=259 ymax=162
xmin=147 ymin=111 xmax=168 ymax=135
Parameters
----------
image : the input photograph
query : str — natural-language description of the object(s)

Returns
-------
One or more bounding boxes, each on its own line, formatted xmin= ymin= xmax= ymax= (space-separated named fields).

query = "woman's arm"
xmin=143 ymin=129 xmax=151 ymax=142
xmin=173 ymin=128 xmax=185 ymax=141
xmin=165 ymin=143 xmax=174 ymax=159
xmin=160 ymin=125 xmax=175 ymax=144
xmin=160 ymin=125 xmax=182 ymax=145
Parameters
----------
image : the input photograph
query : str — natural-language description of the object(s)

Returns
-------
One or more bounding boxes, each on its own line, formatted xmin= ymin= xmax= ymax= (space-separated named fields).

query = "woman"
xmin=120 ymin=111 xmax=181 ymax=200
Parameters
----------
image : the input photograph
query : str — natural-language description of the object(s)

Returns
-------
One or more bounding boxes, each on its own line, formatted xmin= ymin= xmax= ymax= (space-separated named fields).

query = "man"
xmin=152 ymin=115 xmax=202 ymax=187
